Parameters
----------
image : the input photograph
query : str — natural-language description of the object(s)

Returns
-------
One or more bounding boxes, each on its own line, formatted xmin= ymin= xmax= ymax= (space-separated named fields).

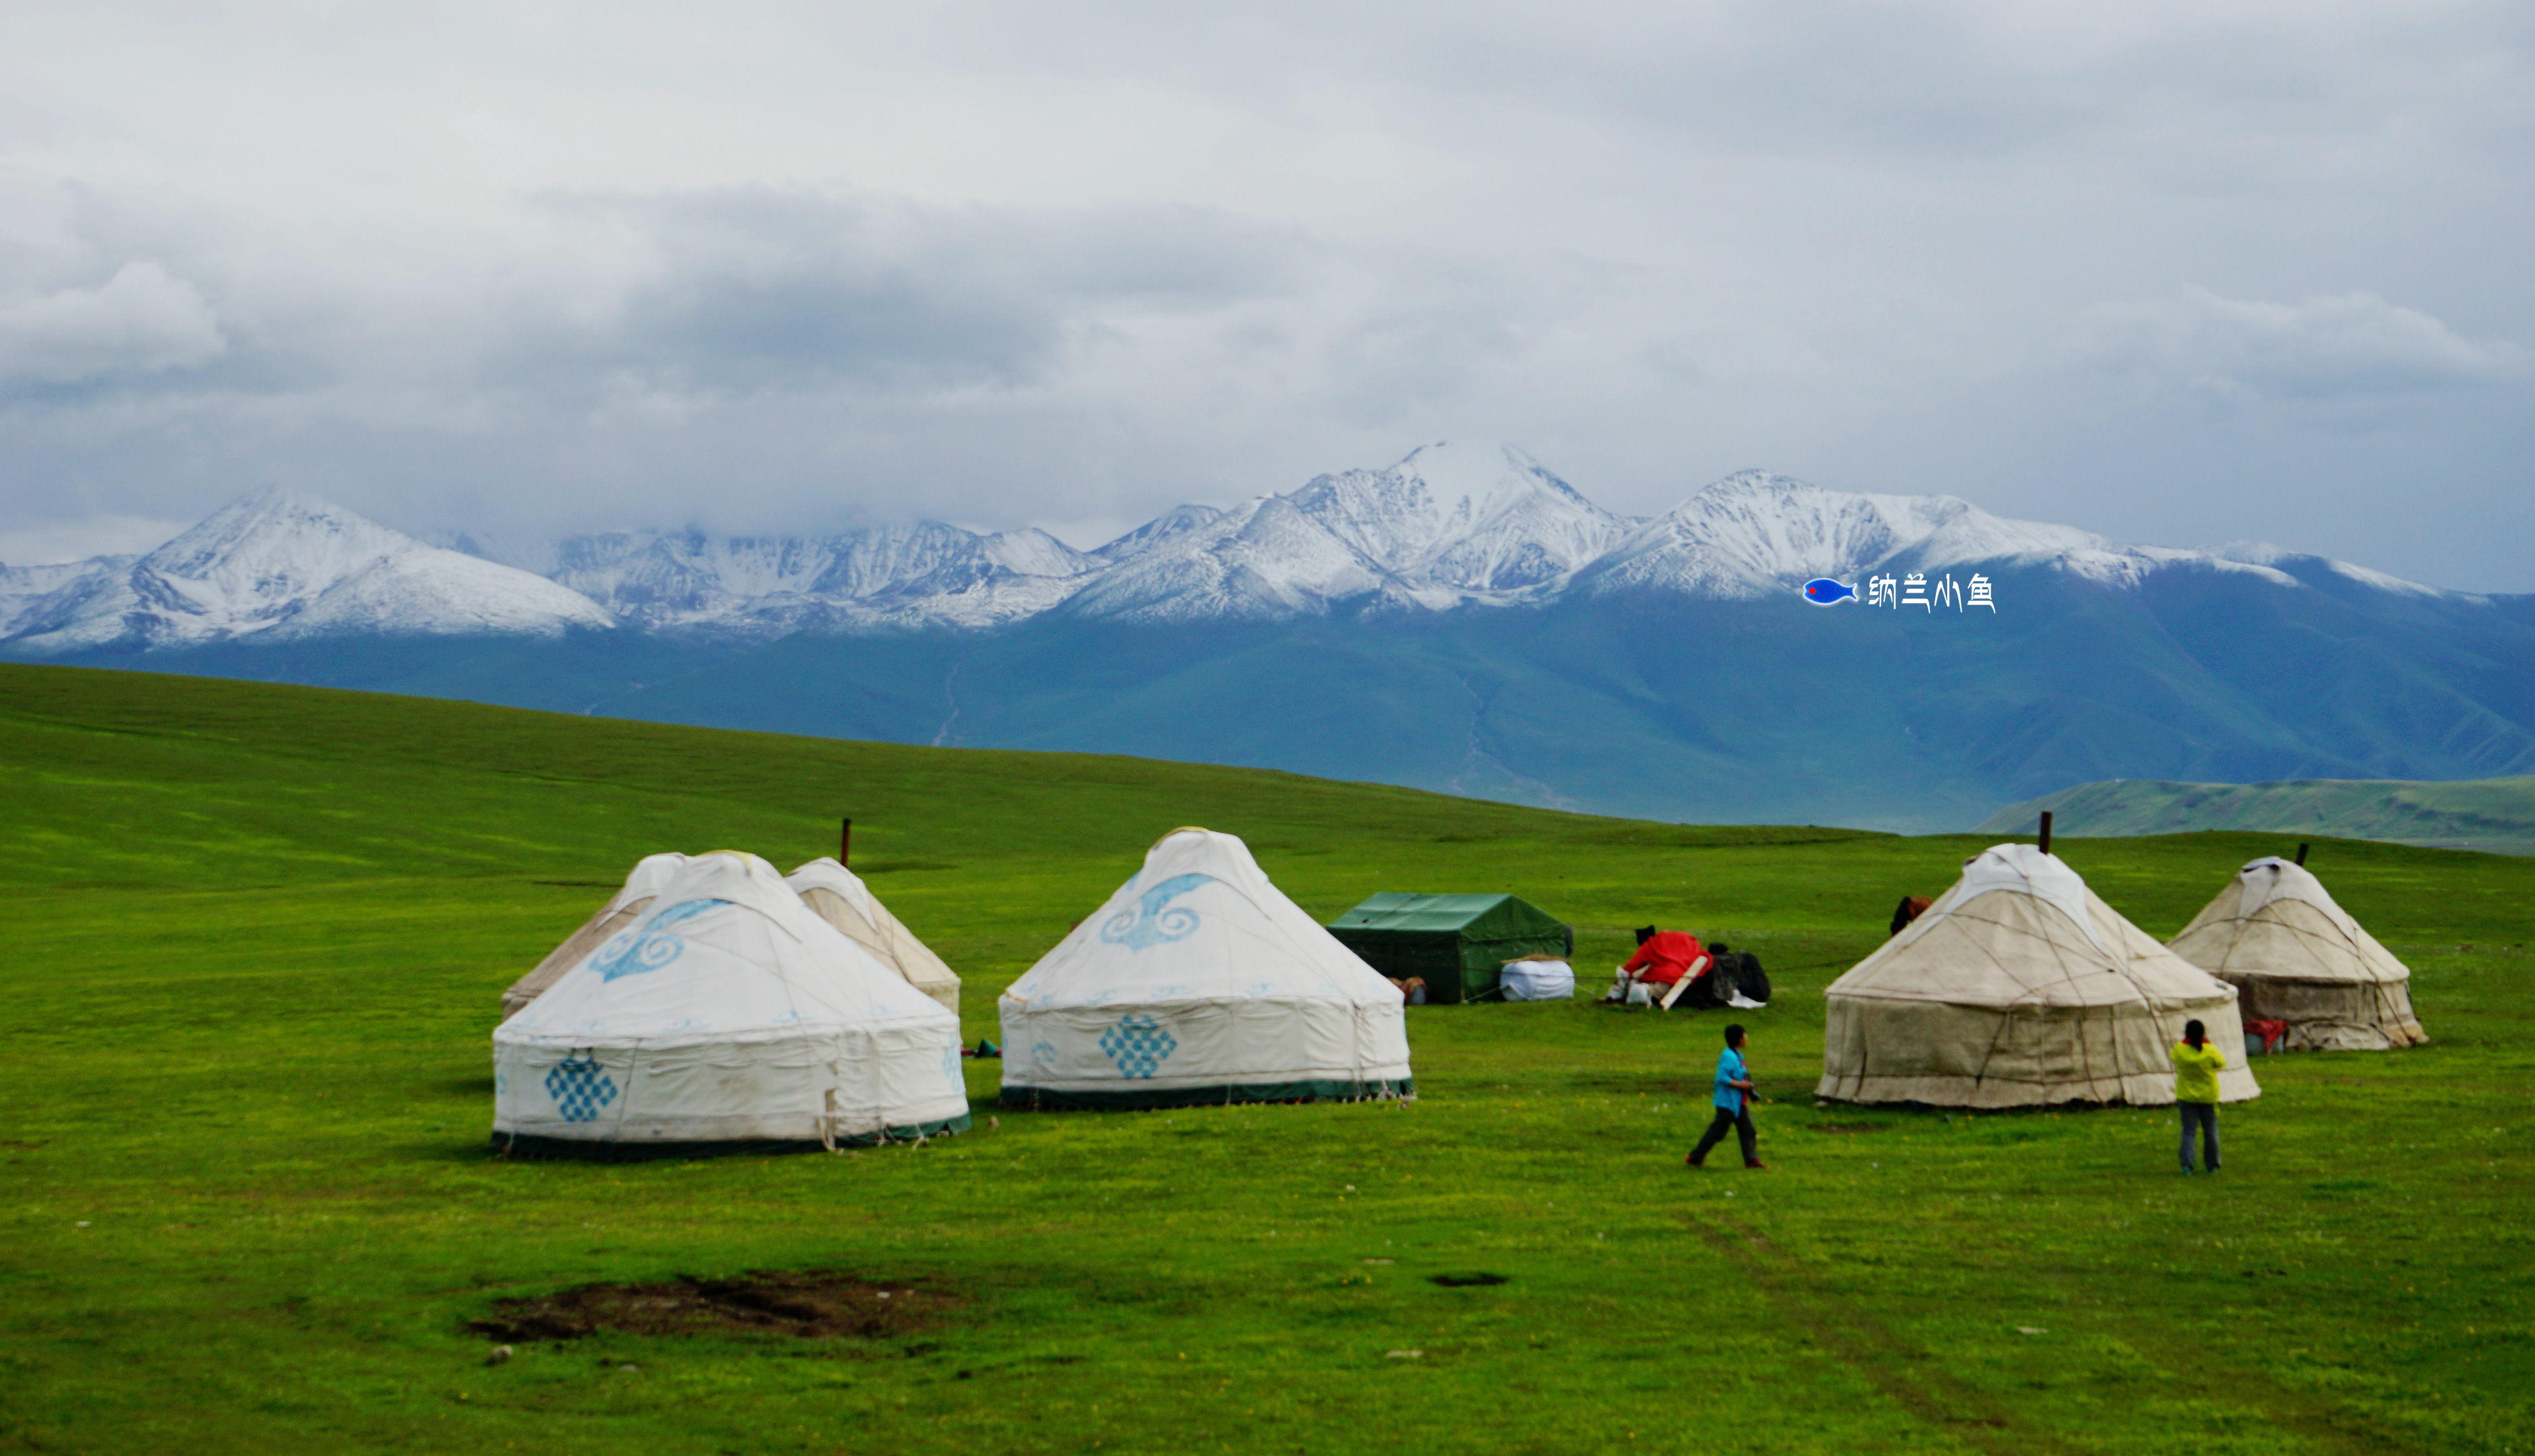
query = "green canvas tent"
xmin=1326 ymin=893 xmax=1573 ymax=1004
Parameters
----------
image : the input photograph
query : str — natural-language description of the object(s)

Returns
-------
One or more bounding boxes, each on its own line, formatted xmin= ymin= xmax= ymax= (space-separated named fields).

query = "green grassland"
xmin=3 ymin=660 xmax=2532 ymax=1455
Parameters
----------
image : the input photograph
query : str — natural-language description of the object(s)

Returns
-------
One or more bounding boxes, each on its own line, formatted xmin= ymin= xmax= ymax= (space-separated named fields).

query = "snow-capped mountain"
xmin=1 ymin=442 xmax=2467 ymax=657
xmin=1058 ymin=442 xmax=1639 ymax=623
xmin=1576 ymin=471 xmax=2100 ymax=599
xmin=0 ymin=556 xmax=132 ymax=639
xmin=1 ymin=488 xmax=613 ymax=655
xmin=1571 ymin=468 xmax=2457 ymax=602
xmin=440 ymin=520 xmax=1103 ymax=636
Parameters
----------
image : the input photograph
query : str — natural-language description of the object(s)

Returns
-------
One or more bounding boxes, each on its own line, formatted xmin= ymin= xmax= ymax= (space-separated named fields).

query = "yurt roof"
xmin=784 ymin=856 xmax=961 ymax=1003
xmin=1827 ymin=843 xmax=2235 ymax=1011
xmin=1002 ymin=828 xmax=1395 ymax=1010
xmin=2169 ymin=856 xmax=2410 ymax=985
xmin=785 ymin=856 xmax=881 ymax=929
xmin=498 ymin=851 xmax=955 ymax=1050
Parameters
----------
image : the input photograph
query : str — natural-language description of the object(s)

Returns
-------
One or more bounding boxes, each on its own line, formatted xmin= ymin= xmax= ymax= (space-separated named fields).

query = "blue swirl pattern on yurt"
xmin=587 ymin=898 xmax=727 ymax=981
xmin=1097 ymin=874 xmax=1211 ymax=951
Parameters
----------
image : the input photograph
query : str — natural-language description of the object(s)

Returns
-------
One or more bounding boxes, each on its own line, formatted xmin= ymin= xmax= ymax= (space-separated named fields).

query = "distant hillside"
xmin=17 ymin=444 xmax=2535 ymax=832
xmin=1978 ymin=776 xmax=2535 ymax=852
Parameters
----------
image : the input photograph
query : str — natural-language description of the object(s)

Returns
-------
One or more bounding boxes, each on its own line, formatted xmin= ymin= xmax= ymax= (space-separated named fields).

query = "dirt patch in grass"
xmin=469 ymin=1271 xmax=958 ymax=1342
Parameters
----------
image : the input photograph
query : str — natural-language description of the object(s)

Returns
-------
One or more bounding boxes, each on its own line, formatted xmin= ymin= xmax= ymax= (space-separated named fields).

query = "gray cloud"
xmin=544 ymin=190 xmax=1304 ymax=395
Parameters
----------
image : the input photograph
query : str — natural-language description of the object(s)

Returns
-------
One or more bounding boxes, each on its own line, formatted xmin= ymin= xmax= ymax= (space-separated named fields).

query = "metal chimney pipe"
xmin=840 ymin=817 xmax=852 ymax=868
xmin=2295 ymin=841 xmax=2310 ymax=867
xmin=2038 ymin=811 xmax=2053 ymax=856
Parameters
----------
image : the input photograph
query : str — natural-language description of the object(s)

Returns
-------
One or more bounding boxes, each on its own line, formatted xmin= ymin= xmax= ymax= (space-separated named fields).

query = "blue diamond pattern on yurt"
xmin=544 ymin=1055 xmax=619 ymax=1122
xmin=1098 ymin=1015 xmax=1177 ymax=1078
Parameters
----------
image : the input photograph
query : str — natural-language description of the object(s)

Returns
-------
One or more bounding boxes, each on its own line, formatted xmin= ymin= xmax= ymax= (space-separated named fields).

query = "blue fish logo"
xmin=1803 ymin=578 xmax=1857 ymax=605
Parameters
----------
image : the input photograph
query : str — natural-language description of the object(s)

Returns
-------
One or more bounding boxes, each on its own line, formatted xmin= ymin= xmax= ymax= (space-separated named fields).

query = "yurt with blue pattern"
xmin=999 ymin=828 xmax=1413 ymax=1110
xmin=492 ymin=850 xmax=970 ymax=1159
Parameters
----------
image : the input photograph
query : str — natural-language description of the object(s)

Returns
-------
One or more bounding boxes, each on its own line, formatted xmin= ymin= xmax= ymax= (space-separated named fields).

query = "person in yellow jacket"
xmin=2172 ymin=1018 xmax=2227 ymax=1175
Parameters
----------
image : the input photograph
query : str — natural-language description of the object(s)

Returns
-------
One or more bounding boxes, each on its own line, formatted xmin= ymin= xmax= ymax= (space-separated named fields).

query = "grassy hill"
xmin=4 ymin=661 xmax=2532 ymax=1454
xmin=1980 ymin=775 xmax=2535 ymax=854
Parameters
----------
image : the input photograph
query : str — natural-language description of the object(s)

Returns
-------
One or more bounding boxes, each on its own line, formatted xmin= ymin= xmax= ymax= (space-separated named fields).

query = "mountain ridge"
xmin=0 ymin=441 xmax=2482 ymax=655
xmin=1 ymin=488 xmax=612 ymax=655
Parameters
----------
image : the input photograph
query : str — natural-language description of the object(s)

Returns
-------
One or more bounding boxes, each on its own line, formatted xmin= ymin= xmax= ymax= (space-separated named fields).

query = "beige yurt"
xmin=500 ymin=852 xmax=690 ymax=1021
xmin=1819 ymin=844 xmax=2261 ymax=1107
xmin=784 ymin=858 xmax=962 ymax=1016
xmin=2167 ymin=856 xmax=2426 ymax=1051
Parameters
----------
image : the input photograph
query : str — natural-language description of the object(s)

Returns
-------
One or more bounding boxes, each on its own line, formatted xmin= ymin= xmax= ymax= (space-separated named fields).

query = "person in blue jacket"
xmin=1687 ymin=1023 xmax=1766 ymax=1169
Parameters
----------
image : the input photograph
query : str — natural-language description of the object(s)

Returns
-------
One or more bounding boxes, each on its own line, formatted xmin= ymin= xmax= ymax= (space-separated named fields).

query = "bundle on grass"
xmin=1498 ymin=954 xmax=1574 ymax=1001
xmin=499 ymin=852 xmax=689 ymax=1021
xmin=998 ymin=827 xmax=1413 ymax=1111
xmin=2167 ymin=856 xmax=2427 ymax=1051
xmin=492 ymin=850 xmax=970 ymax=1159
xmin=1818 ymin=844 xmax=2261 ymax=1109
xmin=786 ymin=857 xmax=962 ymax=1015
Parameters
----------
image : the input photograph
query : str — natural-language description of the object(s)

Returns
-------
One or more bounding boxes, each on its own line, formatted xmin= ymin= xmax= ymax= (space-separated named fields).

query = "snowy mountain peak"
xmin=1090 ymin=504 xmax=1223 ymax=564
xmin=133 ymin=487 xmax=418 ymax=627
xmin=1281 ymin=440 xmax=1635 ymax=597
xmin=1583 ymin=470 xmax=2137 ymax=599
xmin=2 ymin=489 xmax=612 ymax=655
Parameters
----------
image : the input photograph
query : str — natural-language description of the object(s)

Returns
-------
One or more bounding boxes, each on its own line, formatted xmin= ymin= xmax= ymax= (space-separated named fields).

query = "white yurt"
xmin=1819 ymin=844 xmax=2261 ymax=1108
xmin=784 ymin=858 xmax=962 ymax=1016
xmin=2167 ymin=856 xmax=2427 ymax=1051
xmin=493 ymin=851 xmax=970 ymax=1159
xmin=999 ymin=827 xmax=1413 ymax=1110
xmin=500 ymin=852 xmax=689 ymax=1021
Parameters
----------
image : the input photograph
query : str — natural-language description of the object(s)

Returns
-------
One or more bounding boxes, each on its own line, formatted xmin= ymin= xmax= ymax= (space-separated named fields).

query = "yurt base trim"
xmin=492 ymin=1113 xmax=972 ymax=1162
xmin=1814 ymin=1074 xmax=2258 ymax=1109
xmin=1000 ymin=1078 xmax=1414 ymax=1111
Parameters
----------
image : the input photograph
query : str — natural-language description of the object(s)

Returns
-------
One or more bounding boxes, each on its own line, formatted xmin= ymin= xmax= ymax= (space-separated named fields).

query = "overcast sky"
xmin=1 ymin=1 xmax=2528 ymax=587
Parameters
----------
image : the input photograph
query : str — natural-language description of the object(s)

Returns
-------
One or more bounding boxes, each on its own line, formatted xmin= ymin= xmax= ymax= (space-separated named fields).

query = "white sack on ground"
xmin=999 ymin=828 xmax=1412 ymax=1109
xmin=1499 ymin=957 xmax=1575 ymax=1001
xmin=2167 ymin=857 xmax=2426 ymax=1051
xmin=786 ymin=858 xmax=962 ymax=1016
xmin=500 ymin=852 xmax=690 ymax=1022
xmin=1818 ymin=844 xmax=2260 ymax=1108
xmin=492 ymin=851 xmax=969 ymax=1157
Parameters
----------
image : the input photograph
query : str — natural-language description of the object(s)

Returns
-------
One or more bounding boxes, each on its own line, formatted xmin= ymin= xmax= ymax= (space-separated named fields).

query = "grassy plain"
xmin=3 ymin=660 xmax=2531 ymax=1455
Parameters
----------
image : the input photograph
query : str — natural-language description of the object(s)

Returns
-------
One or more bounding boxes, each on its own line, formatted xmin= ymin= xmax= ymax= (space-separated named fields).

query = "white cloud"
xmin=0 ymin=262 xmax=227 ymax=386
xmin=2077 ymin=286 xmax=2525 ymax=403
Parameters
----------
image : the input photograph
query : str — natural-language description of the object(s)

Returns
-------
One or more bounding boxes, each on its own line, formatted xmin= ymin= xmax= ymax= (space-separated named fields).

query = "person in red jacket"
xmin=1609 ymin=926 xmax=1712 ymax=1008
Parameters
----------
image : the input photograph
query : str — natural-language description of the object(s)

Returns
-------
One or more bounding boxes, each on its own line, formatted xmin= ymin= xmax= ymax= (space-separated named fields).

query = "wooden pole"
xmin=840 ymin=817 xmax=852 ymax=868
xmin=2038 ymin=811 xmax=2053 ymax=856
xmin=2295 ymin=841 xmax=2309 ymax=867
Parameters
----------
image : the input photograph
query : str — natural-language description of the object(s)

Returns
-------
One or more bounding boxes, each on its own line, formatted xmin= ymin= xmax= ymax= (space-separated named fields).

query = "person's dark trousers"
xmin=1690 ymin=1105 xmax=1757 ymax=1165
xmin=2178 ymin=1101 xmax=2221 ymax=1172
